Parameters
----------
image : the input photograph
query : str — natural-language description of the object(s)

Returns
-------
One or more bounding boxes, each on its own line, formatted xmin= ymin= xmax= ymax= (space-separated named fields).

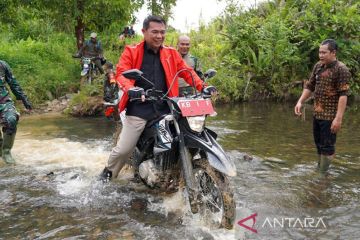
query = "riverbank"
xmin=19 ymin=93 xmax=103 ymax=117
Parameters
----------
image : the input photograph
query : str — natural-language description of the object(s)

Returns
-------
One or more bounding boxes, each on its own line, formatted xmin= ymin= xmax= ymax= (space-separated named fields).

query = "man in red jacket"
xmin=99 ymin=15 xmax=216 ymax=181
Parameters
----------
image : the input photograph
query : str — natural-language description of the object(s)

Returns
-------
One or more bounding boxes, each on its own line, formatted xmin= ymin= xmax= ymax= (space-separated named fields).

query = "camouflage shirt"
xmin=305 ymin=60 xmax=351 ymax=120
xmin=0 ymin=60 xmax=30 ymax=106
xmin=79 ymin=39 xmax=103 ymax=58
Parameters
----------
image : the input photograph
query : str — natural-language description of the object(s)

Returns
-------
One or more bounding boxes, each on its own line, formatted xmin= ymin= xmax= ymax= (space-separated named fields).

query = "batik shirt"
xmin=305 ymin=60 xmax=351 ymax=120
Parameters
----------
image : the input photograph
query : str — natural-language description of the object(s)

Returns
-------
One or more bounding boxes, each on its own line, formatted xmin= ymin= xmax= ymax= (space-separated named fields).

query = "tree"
xmin=1 ymin=0 xmax=143 ymax=49
xmin=145 ymin=0 xmax=177 ymax=22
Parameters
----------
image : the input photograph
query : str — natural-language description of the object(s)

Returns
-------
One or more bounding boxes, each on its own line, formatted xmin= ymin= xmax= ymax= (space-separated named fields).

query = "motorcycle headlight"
xmin=186 ymin=116 xmax=206 ymax=132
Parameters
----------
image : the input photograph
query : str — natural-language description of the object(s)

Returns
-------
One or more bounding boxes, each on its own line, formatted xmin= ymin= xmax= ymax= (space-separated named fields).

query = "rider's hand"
xmin=22 ymin=98 xmax=32 ymax=111
xmin=100 ymin=57 xmax=106 ymax=65
xmin=110 ymin=83 xmax=117 ymax=91
xmin=202 ymin=86 xmax=218 ymax=96
xmin=128 ymin=87 xmax=145 ymax=102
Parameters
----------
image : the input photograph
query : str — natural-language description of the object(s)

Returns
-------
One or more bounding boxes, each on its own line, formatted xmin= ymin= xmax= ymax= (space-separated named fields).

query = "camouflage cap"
xmin=90 ymin=32 xmax=97 ymax=38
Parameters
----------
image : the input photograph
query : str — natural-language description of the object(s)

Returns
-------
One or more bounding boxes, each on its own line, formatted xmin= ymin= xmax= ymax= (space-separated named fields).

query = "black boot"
xmin=98 ymin=167 xmax=112 ymax=182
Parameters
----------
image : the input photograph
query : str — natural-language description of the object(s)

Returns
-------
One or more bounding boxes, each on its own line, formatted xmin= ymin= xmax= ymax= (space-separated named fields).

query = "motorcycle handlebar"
xmin=82 ymin=56 xmax=101 ymax=60
xmin=103 ymin=102 xmax=117 ymax=107
xmin=129 ymin=89 xmax=164 ymax=102
xmin=103 ymin=98 xmax=120 ymax=106
xmin=72 ymin=55 xmax=101 ymax=61
xmin=128 ymin=88 xmax=213 ymax=103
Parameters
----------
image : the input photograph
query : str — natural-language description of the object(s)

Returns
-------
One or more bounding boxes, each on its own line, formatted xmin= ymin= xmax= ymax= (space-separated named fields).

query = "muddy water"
xmin=0 ymin=103 xmax=359 ymax=239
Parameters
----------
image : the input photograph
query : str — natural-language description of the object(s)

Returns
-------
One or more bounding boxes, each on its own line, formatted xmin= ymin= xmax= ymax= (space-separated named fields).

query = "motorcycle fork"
xmin=88 ymin=68 xmax=92 ymax=84
xmin=175 ymin=120 xmax=199 ymax=213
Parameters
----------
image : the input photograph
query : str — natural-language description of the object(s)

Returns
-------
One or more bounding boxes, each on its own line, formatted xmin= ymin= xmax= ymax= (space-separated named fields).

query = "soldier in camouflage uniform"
xmin=76 ymin=32 xmax=105 ymax=74
xmin=177 ymin=35 xmax=203 ymax=96
xmin=294 ymin=39 xmax=351 ymax=173
xmin=0 ymin=60 xmax=32 ymax=164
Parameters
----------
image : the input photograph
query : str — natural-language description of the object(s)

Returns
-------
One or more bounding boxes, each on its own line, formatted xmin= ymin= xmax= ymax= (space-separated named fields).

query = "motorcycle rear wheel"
xmin=193 ymin=159 xmax=236 ymax=229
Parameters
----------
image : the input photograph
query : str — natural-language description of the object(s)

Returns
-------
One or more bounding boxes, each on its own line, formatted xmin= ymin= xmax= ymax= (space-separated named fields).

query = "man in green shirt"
xmin=177 ymin=35 xmax=203 ymax=96
xmin=77 ymin=32 xmax=105 ymax=74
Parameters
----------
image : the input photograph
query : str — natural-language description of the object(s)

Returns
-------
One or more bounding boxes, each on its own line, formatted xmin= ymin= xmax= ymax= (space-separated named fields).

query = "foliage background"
xmin=190 ymin=0 xmax=360 ymax=101
xmin=0 ymin=0 xmax=358 ymax=107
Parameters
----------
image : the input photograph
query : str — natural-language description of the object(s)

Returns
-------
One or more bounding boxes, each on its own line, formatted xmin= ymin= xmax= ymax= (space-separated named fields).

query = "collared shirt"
xmin=179 ymin=53 xmax=203 ymax=88
xmin=80 ymin=39 xmax=103 ymax=57
xmin=126 ymin=43 xmax=169 ymax=120
xmin=305 ymin=60 xmax=351 ymax=120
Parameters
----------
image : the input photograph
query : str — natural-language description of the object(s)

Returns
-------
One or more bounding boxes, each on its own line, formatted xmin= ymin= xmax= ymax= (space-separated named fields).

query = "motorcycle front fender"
xmin=81 ymin=68 xmax=89 ymax=76
xmin=184 ymin=128 xmax=237 ymax=177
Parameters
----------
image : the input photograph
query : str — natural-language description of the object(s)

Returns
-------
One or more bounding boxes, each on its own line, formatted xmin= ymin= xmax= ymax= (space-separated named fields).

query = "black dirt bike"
xmin=80 ymin=57 xmax=100 ymax=85
xmin=121 ymin=68 xmax=237 ymax=229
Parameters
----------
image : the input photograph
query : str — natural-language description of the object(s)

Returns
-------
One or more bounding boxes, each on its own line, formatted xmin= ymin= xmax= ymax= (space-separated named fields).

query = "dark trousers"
xmin=93 ymin=59 xmax=104 ymax=74
xmin=0 ymin=101 xmax=19 ymax=134
xmin=313 ymin=117 xmax=336 ymax=156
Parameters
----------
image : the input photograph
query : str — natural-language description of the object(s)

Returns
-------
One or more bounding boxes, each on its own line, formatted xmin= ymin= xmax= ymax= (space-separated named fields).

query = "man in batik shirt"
xmin=294 ymin=39 xmax=351 ymax=173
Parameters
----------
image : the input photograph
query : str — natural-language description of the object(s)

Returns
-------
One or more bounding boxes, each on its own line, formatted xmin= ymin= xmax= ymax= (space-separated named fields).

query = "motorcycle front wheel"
xmin=87 ymin=69 xmax=92 ymax=84
xmin=193 ymin=159 xmax=236 ymax=229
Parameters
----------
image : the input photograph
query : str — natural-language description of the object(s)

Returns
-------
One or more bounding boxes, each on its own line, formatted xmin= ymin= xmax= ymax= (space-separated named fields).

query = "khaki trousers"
xmin=107 ymin=115 xmax=147 ymax=178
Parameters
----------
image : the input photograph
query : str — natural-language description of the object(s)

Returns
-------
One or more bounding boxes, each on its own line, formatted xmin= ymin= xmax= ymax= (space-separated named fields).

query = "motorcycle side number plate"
xmin=177 ymin=99 xmax=215 ymax=117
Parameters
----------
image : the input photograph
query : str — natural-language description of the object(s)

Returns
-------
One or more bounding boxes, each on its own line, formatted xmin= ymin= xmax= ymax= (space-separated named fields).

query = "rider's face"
xmin=142 ymin=21 xmax=166 ymax=52
xmin=90 ymin=37 xmax=97 ymax=43
xmin=319 ymin=44 xmax=336 ymax=65
xmin=177 ymin=39 xmax=190 ymax=56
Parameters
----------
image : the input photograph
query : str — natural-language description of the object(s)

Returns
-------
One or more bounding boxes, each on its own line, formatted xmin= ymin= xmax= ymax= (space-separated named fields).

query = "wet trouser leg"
xmin=0 ymin=102 xmax=19 ymax=164
xmin=313 ymin=117 xmax=336 ymax=172
xmin=107 ymin=115 xmax=147 ymax=178
xmin=94 ymin=59 xmax=104 ymax=74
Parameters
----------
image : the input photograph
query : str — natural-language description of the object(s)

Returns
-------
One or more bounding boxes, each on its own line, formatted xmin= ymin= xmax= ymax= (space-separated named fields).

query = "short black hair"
xmin=143 ymin=15 xmax=166 ymax=30
xmin=321 ymin=39 xmax=338 ymax=52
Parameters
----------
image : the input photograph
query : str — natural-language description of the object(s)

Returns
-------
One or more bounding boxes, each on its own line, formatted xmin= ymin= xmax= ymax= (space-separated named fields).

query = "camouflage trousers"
xmin=0 ymin=101 xmax=19 ymax=134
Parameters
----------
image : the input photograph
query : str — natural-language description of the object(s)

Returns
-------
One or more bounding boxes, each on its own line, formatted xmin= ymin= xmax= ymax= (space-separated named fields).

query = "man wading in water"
xmin=294 ymin=39 xmax=351 ymax=173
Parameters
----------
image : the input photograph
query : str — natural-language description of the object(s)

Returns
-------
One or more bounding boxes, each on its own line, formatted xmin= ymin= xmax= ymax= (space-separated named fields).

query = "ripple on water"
xmin=1 ymin=108 xmax=359 ymax=239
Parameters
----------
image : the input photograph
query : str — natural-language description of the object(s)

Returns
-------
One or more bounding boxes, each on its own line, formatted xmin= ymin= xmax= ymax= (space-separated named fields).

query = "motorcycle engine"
xmin=138 ymin=159 xmax=161 ymax=187
xmin=137 ymin=117 xmax=178 ymax=188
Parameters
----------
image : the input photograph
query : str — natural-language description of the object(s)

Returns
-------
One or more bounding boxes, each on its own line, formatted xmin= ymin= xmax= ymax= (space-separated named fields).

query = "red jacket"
xmin=115 ymin=41 xmax=204 ymax=112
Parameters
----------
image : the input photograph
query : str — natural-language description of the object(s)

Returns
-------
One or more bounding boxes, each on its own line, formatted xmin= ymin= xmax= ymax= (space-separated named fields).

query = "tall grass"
xmin=0 ymin=31 xmax=79 ymax=105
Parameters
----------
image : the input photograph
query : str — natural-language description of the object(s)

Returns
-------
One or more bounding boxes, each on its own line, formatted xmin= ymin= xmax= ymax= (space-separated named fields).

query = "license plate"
xmin=177 ymin=99 xmax=215 ymax=117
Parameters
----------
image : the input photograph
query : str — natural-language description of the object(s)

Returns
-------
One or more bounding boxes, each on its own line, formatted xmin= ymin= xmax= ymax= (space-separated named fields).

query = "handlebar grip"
xmin=129 ymin=97 xmax=143 ymax=102
xmin=202 ymin=94 xmax=212 ymax=99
